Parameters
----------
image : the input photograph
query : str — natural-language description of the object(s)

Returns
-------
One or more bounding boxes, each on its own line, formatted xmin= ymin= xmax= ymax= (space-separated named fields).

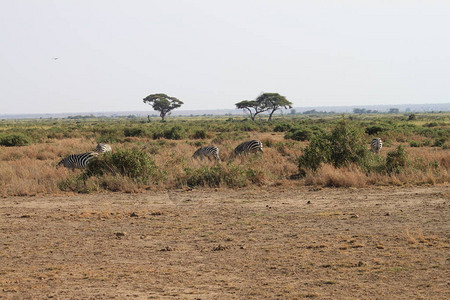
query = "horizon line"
xmin=1 ymin=102 xmax=449 ymax=117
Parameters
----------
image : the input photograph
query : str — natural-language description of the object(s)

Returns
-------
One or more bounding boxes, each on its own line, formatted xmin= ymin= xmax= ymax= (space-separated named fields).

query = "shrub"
xmin=409 ymin=141 xmax=420 ymax=147
xmin=421 ymin=139 xmax=432 ymax=147
xmin=360 ymin=153 xmax=386 ymax=174
xmin=433 ymin=138 xmax=447 ymax=148
xmin=386 ymin=145 xmax=408 ymax=174
xmin=284 ymin=128 xmax=312 ymax=141
xmin=273 ymin=123 xmax=292 ymax=132
xmin=164 ymin=126 xmax=186 ymax=140
xmin=124 ymin=127 xmax=147 ymax=137
xmin=152 ymin=130 xmax=164 ymax=139
xmin=0 ymin=134 xmax=31 ymax=147
xmin=328 ymin=120 xmax=369 ymax=168
xmin=297 ymin=134 xmax=331 ymax=172
xmin=151 ymin=126 xmax=187 ymax=140
xmin=192 ymin=129 xmax=207 ymax=139
xmin=424 ymin=122 xmax=438 ymax=128
xmin=407 ymin=114 xmax=416 ymax=121
xmin=298 ymin=120 xmax=369 ymax=173
xmin=365 ymin=126 xmax=384 ymax=135
xmin=85 ymin=149 xmax=158 ymax=182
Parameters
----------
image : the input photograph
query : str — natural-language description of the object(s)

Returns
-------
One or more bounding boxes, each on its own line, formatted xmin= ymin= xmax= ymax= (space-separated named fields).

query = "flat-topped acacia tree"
xmin=236 ymin=93 xmax=292 ymax=121
xmin=235 ymin=100 xmax=268 ymax=121
xmin=256 ymin=93 xmax=292 ymax=121
xmin=143 ymin=93 xmax=183 ymax=122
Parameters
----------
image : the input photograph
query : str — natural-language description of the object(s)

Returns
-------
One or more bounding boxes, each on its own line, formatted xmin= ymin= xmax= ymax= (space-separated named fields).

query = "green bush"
xmin=424 ymin=122 xmax=438 ymax=128
xmin=421 ymin=139 xmax=432 ymax=147
xmin=360 ymin=153 xmax=386 ymax=174
xmin=407 ymin=114 xmax=416 ymax=121
xmin=151 ymin=126 xmax=186 ymax=140
xmin=328 ymin=120 xmax=369 ymax=168
xmin=365 ymin=126 xmax=384 ymax=135
xmin=273 ymin=123 xmax=292 ymax=132
xmin=192 ymin=129 xmax=207 ymax=139
xmin=386 ymin=145 xmax=408 ymax=174
xmin=409 ymin=141 xmax=420 ymax=147
xmin=297 ymin=134 xmax=331 ymax=171
xmin=152 ymin=130 xmax=164 ymax=139
xmin=298 ymin=120 xmax=369 ymax=172
xmin=124 ymin=127 xmax=147 ymax=137
xmin=433 ymin=138 xmax=447 ymax=148
xmin=85 ymin=149 xmax=158 ymax=182
xmin=284 ymin=128 xmax=312 ymax=141
xmin=0 ymin=134 xmax=31 ymax=147
xmin=164 ymin=126 xmax=186 ymax=140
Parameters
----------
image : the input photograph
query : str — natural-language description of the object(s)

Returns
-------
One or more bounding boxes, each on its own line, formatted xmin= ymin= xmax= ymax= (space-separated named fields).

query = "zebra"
xmin=234 ymin=140 xmax=263 ymax=156
xmin=370 ymin=138 xmax=383 ymax=154
xmin=193 ymin=145 xmax=220 ymax=161
xmin=95 ymin=143 xmax=112 ymax=153
xmin=57 ymin=152 xmax=99 ymax=169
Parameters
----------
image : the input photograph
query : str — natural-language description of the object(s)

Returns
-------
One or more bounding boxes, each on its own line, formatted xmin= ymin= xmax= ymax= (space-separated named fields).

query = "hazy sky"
xmin=1 ymin=1 xmax=449 ymax=114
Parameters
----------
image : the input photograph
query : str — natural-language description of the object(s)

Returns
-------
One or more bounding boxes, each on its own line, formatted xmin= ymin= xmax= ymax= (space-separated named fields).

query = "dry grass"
xmin=0 ymin=135 xmax=449 ymax=196
xmin=302 ymin=147 xmax=449 ymax=188
xmin=304 ymin=164 xmax=368 ymax=187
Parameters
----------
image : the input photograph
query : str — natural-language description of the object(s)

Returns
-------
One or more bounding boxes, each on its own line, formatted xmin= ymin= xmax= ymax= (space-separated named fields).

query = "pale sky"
xmin=1 ymin=0 xmax=449 ymax=114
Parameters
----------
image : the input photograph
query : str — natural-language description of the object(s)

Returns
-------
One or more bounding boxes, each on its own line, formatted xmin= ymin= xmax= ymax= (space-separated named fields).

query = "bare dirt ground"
xmin=1 ymin=185 xmax=449 ymax=299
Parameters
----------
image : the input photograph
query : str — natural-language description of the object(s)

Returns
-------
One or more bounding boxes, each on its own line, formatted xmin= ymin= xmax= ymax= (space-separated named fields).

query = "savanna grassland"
xmin=0 ymin=113 xmax=449 ymax=196
xmin=0 ymin=113 xmax=449 ymax=299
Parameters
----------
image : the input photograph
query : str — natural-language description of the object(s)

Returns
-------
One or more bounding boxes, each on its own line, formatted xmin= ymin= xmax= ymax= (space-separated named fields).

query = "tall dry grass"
xmin=0 ymin=134 xmax=449 ymax=196
xmin=303 ymin=148 xmax=449 ymax=188
xmin=0 ymin=138 xmax=99 ymax=196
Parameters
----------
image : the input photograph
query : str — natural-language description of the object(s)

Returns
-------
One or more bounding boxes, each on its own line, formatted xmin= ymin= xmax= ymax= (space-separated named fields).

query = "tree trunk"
xmin=160 ymin=112 xmax=166 ymax=122
xmin=253 ymin=111 xmax=264 ymax=121
xmin=268 ymin=109 xmax=276 ymax=121
xmin=244 ymin=108 xmax=255 ymax=121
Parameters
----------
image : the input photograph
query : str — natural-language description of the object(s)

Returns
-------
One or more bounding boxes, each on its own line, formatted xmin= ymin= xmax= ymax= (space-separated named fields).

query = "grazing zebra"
xmin=370 ymin=138 xmax=383 ymax=154
xmin=57 ymin=152 xmax=99 ymax=169
xmin=95 ymin=143 xmax=112 ymax=153
xmin=193 ymin=145 xmax=220 ymax=161
xmin=234 ymin=140 xmax=263 ymax=156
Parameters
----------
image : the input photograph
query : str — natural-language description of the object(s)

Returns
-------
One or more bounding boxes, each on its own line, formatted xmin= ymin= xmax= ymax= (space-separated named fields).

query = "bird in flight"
xmin=53 ymin=58 xmax=59 ymax=60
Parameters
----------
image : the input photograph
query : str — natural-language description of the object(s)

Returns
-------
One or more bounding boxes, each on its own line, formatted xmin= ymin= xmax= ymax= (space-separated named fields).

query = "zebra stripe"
xmin=234 ymin=140 xmax=263 ymax=156
xmin=57 ymin=152 xmax=99 ymax=169
xmin=95 ymin=143 xmax=112 ymax=153
xmin=193 ymin=145 xmax=220 ymax=161
xmin=370 ymin=138 xmax=383 ymax=154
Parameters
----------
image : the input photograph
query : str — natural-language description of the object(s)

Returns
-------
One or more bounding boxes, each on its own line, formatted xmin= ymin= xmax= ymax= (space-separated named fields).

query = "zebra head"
xmin=56 ymin=159 xmax=65 ymax=167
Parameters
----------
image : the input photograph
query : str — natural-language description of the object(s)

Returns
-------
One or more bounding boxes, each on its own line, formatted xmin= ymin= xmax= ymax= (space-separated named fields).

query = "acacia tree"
xmin=256 ymin=93 xmax=292 ymax=121
xmin=143 ymin=93 xmax=183 ymax=122
xmin=236 ymin=93 xmax=292 ymax=121
xmin=235 ymin=100 xmax=269 ymax=121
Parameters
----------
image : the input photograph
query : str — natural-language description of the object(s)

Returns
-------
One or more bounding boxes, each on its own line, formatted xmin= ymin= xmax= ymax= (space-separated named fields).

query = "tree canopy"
xmin=256 ymin=93 xmax=292 ymax=120
xmin=235 ymin=100 xmax=267 ymax=121
xmin=236 ymin=93 xmax=292 ymax=121
xmin=143 ymin=93 xmax=183 ymax=121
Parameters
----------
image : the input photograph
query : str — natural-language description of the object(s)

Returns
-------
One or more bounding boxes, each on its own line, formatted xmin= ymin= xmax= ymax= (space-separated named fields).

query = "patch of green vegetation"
xmin=0 ymin=134 xmax=31 ymax=146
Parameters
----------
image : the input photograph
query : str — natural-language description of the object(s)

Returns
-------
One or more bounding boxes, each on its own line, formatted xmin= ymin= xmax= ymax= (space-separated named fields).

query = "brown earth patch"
xmin=1 ymin=185 xmax=449 ymax=299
